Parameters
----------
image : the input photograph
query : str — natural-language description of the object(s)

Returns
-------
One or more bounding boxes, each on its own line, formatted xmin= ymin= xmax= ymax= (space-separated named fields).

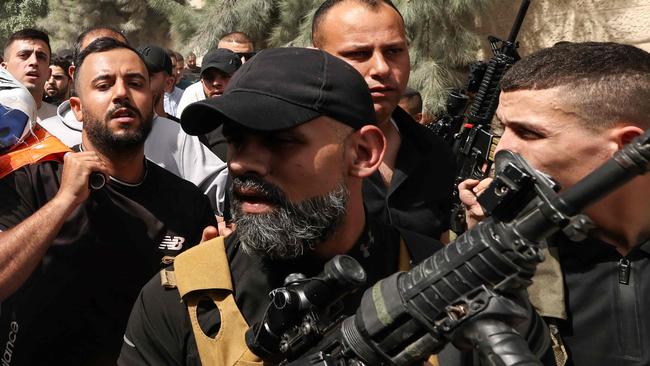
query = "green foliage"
xmin=0 ymin=0 xmax=48 ymax=48
xmin=38 ymin=0 xmax=175 ymax=52
xmin=267 ymin=0 xmax=321 ymax=47
xmin=23 ymin=0 xmax=493 ymax=117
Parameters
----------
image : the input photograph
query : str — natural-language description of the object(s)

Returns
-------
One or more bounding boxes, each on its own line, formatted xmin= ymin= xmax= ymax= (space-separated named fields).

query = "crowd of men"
xmin=0 ymin=0 xmax=648 ymax=365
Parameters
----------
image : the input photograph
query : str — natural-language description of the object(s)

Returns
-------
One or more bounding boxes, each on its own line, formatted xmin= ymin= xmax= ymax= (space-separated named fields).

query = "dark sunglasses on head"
xmin=236 ymin=52 xmax=257 ymax=61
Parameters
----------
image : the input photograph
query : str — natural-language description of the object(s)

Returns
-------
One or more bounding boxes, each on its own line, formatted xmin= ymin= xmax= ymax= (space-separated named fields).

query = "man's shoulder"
xmin=38 ymin=101 xmax=82 ymax=147
xmin=146 ymin=159 xmax=208 ymax=197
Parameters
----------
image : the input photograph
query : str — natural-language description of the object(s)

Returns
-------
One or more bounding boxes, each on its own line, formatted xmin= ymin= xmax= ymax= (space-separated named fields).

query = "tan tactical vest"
xmin=163 ymin=236 xmax=439 ymax=366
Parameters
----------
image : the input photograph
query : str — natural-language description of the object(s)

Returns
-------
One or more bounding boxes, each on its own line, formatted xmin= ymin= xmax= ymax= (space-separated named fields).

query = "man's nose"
xmin=228 ymin=137 xmax=270 ymax=178
xmin=112 ymin=79 xmax=130 ymax=101
xmin=27 ymin=52 xmax=39 ymax=66
xmin=368 ymin=52 xmax=391 ymax=80
xmin=494 ymin=128 xmax=518 ymax=155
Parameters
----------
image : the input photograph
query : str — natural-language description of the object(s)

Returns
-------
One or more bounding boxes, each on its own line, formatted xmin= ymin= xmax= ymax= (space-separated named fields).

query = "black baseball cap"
xmin=137 ymin=45 xmax=173 ymax=76
xmin=200 ymin=48 xmax=242 ymax=75
xmin=181 ymin=47 xmax=376 ymax=135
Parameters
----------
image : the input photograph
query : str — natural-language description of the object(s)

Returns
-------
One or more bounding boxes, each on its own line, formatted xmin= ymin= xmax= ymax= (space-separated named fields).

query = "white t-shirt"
xmin=175 ymin=81 xmax=206 ymax=118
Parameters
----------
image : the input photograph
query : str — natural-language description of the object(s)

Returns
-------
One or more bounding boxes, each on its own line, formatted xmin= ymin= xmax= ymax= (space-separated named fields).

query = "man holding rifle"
xmin=118 ymin=47 xmax=442 ymax=366
xmin=460 ymin=41 xmax=650 ymax=365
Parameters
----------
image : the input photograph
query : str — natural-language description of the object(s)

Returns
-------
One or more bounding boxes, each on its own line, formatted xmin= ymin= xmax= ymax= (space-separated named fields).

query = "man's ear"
xmin=68 ymin=65 xmax=75 ymax=80
xmin=164 ymin=75 xmax=175 ymax=93
xmin=69 ymin=96 xmax=83 ymax=122
xmin=610 ymin=124 xmax=644 ymax=150
xmin=1 ymin=62 xmax=7 ymax=69
xmin=347 ymin=125 xmax=386 ymax=178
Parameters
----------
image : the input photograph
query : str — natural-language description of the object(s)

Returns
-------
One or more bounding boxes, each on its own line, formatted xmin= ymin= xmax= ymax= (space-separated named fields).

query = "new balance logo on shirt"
xmin=158 ymin=235 xmax=185 ymax=251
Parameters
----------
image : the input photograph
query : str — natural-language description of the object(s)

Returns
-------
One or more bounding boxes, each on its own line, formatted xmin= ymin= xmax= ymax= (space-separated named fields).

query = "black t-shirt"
xmin=556 ymin=235 xmax=650 ymax=365
xmin=0 ymin=160 xmax=217 ymax=366
xmin=363 ymin=107 xmax=456 ymax=240
xmin=118 ymin=222 xmax=443 ymax=366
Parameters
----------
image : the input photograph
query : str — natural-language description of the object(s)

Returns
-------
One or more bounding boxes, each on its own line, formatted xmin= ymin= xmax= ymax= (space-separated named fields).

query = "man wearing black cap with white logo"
xmin=118 ymin=47 xmax=443 ymax=366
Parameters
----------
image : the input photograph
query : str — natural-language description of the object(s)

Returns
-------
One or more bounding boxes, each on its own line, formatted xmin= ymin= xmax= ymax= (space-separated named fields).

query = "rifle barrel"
xmin=507 ymin=0 xmax=531 ymax=43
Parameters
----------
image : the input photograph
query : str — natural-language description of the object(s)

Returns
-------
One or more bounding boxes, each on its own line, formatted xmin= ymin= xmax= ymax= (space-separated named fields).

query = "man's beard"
xmin=230 ymin=175 xmax=349 ymax=260
xmin=84 ymin=101 xmax=153 ymax=156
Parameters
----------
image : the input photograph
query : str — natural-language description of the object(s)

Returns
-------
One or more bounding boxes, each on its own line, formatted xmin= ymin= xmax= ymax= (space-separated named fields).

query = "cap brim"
xmin=180 ymin=91 xmax=322 ymax=135
xmin=200 ymin=62 xmax=237 ymax=75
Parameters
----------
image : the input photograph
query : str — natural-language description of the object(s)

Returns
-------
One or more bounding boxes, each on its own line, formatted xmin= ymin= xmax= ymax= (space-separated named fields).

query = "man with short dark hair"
xmin=312 ymin=0 xmax=456 ymax=241
xmin=399 ymin=87 xmax=423 ymax=123
xmin=118 ymin=47 xmax=442 ymax=366
xmin=40 ymin=29 xmax=229 ymax=214
xmin=43 ymin=56 xmax=72 ymax=105
xmin=2 ymin=28 xmax=57 ymax=120
xmin=459 ymin=42 xmax=650 ymax=366
xmin=138 ymin=45 xmax=178 ymax=122
xmin=218 ymin=31 xmax=255 ymax=63
xmin=164 ymin=49 xmax=185 ymax=115
xmin=0 ymin=37 xmax=217 ymax=365
xmin=186 ymin=51 xmax=200 ymax=73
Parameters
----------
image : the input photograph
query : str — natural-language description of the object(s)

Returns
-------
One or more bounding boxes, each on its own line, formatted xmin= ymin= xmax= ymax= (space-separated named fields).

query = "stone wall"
xmin=471 ymin=0 xmax=650 ymax=57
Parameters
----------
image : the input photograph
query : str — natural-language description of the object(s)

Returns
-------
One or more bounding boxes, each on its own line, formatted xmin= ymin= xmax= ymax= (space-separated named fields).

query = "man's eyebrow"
xmin=502 ymin=119 xmax=550 ymax=134
xmin=124 ymin=72 xmax=147 ymax=80
xmin=90 ymin=73 xmax=113 ymax=83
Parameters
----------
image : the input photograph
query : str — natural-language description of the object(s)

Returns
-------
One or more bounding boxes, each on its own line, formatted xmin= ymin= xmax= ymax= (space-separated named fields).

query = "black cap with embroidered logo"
xmin=181 ymin=47 xmax=376 ymax=135
xmin=200 ymin=48 xmax=242 ymax=76
xmin=137 ymin=45 xmax=173 ymax=76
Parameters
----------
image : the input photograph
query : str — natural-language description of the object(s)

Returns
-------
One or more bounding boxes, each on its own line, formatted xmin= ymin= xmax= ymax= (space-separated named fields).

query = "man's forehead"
xmin=50 ymin=65 xmax=66 ymax=74
xmin=80 ymin=49 xmax=146 ymax=79
xmin=318 ymin=2 xmax=406 ymax=43
xmin=81 ymin=31 xmax=126 ymax=49
xmin=218 ymin=41 xmax=253 ymax=53
xmin=7 ymin=39 xmax=49 ymax=53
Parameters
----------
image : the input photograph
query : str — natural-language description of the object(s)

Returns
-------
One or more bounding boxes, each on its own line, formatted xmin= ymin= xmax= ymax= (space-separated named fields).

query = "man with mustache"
xmin=118 ymin=47 xmax=443 ymax=365
xmin=312 ymin=0 xmax=456 ymax=241
xmin=43 ymin=56 xmax=72 ymax=106
xmin=2 ymin=28 xmax=57 ymax=120
xmin=40 ymin=28 xmax=229 ymax=215
xmin=0 ymin=38 xmax=217 ymax=365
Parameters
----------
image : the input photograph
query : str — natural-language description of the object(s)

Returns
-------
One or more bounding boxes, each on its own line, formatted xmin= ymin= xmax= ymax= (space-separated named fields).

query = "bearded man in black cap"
xmin=118 ymin=47 xmax=443 ymax=366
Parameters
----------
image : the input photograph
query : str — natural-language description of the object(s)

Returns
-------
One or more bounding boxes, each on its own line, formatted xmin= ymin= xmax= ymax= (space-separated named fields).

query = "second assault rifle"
xmin=446 ymin=0 xmax=532 ymax=234
xmin=246 ymin=129 xmax=650 ymax=366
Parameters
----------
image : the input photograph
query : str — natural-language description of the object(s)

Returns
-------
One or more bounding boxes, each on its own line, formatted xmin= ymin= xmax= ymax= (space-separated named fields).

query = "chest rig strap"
xmin=171 ymin=237 xmax=265 ymax=366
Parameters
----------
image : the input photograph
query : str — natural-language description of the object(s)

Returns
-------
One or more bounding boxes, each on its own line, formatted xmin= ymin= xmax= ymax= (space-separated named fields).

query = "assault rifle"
xmin=449 ymin=0 xmax=531 ymax=234
xmin=246 ymin=128 xmax=650 ymax=365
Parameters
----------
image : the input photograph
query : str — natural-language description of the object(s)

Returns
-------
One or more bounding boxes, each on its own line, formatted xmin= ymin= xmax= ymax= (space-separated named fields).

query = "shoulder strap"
xmin=171 ymin=237 xmax=264 ymax=366
xmin=173 ymin=237 xmax=234 ymax=296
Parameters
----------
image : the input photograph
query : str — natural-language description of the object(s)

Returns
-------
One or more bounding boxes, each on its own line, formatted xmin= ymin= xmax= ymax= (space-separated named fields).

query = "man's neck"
xmin=31 ymin=90 xmax=43 ymax=109
xmin=81 ymin=134 xmax=146 ymax=184
xmin=585 ymin=179 xmax=650 ymax=256
xmin=314 ymin=194 xmax=366 ymax=259
xmin=377 ymin=117 xmax=401 ymax=187
xmin=154 ymin=100 xmax=167 ymax=119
